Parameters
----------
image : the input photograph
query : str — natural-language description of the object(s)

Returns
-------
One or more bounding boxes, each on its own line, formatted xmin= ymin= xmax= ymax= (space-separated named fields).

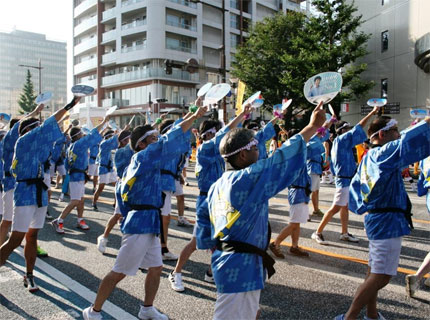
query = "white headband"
xmin=21 ymin=121 xmax=40 ymax=133
xmin=71 ymin=129 xmax=82 ymax=138
xmin=222 ymin=138 xmax=259 ymax=158
xmin=369 ymin=119 xmax=398 ymax=140
xmin=104 ymin=133 xmax=115 ymax=139
xmin=120 ymin=134 xmax=131 ymax=142
xmin=337 ymin=122 xmax=351 ymax=132
xmin=161 ymin=123 xmax=174 ymax=134
xmin=201 ymin=127 xmax=216 ymax=138
xmin=135 ymin=129 xmax=158 ymax=149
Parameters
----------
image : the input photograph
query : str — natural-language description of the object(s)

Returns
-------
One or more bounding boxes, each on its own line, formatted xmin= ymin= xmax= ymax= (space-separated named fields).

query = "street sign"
xmin=361 ymin=102 xmax=400 ymax=115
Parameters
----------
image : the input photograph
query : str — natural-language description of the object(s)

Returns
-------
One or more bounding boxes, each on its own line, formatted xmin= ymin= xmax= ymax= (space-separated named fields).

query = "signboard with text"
xmin=361 ymin=102 xmax=400 ymax=115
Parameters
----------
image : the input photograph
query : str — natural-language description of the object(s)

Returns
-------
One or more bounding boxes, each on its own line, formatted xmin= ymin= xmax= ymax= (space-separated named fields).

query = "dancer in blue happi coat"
xmin=52 ymin=117 xmax=109 ymax=234
xmin=82 ymin=106 xmax=207 ymax=320
xmin=96 ymin=129 xmax=133 ymax=254
xmin=334 ymin=116 xmax=430 ymax=320
xmin=88 ymin=143 xmax=99 ymax=191
xmin=0 ymin=97 xmax=81 ymax=292
xmin=404 ymin=155 xmax=430 ymax=297
xmin=169 ymin=103 xmax=252 ymax=293
xmin=245 ymin=119 xmax=276 ymax=160
xmin=196 ymin=102 xmax=325 ymax=320
xmin=312 ymin=106 xmax=378 ymax=245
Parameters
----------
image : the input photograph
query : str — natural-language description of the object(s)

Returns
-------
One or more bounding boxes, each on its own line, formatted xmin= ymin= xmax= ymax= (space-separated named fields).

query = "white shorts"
xmin=70 ymin=181 xmax=85 ymax=200
xmin=332 ymin=187 xmax=349 ymax=206
xmin=2 ymin=190 xmax=14 ymax=221
xmin=174 ymin=179 xmax=184 ymax=196
xmin=88 ymin=164 xmax=98 ymax=177
xmin=289 ymin=203 xmax=309 ymax=224
xmin=99 ymin=173 xmax=111 ymax=185
xmin=214 ymin=290 xmax=261 ymax=320
xmin=57 ymin=165 xmax=66 ymax=176
xmin=310 ymin=174 xmax=320 ymax=192
xmin=161 ymin=191 xmax=172 ymax=216
xmin=114 ymin=202 xmax=121 ymax=215
xmin=0 ymin=191 xmax=3 ymax=217
xmin=43 ymin=172 xmax=51 ymax=191
xmin=112 ymin=233 xmax=162 ymax=276
xmin=109 ymin=170 xmax=118 ymax=184
xmin=192 ymin=221 xmax=198 ymax=237
xmin=184 ymin=157 xmax=189 ymax=168
xmin=12 ymin=205 xmax=47 ymax=232
xmin=368 ymin=237 xmax=402 ymax=276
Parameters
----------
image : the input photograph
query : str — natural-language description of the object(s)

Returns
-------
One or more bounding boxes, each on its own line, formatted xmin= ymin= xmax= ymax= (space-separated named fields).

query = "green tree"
xmin=18 ymin=69 xmax=37 ymax=114
xmin=231 ymin=0 xmax=373 ymax=128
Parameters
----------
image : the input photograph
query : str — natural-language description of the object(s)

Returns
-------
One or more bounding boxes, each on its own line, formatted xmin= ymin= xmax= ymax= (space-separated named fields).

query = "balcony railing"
xmin=74 ymin=16 xmax=97 ymax=36
xmin=102 ymin=29 xmax=117 ymax=43
xmin=74 ymin=58 xmax=97 ymax=75
xmin=102 ymin=67 xmax=199 ymax=86
xmin=74 ymin=37 xmax=97 ymax=56
xmin=166 ymin=42 xmax=197 ymax=54
xmin=168 ymin=0 xmax=197 ymax=9
xmin=122 ymin=0 xmax=144 ymax=7
xmin=102 ymin=52 xmax=116 ymax=64
xmin=74 ymin=0 xmax=97 ymax=18
xmin=102 ymin=7 xmax=116 ymax=21
xmin=166 ymin=20 xmax=197 ymax=32
xmin=121 ymin=19 xmax=146 ymax=30
xmin=102 ymin=98 xmax=126 ymax=107
xmin=121 ymin=43 xmax=146 ymax=53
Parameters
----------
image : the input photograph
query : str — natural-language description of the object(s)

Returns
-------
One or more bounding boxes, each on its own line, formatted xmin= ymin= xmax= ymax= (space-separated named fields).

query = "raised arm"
xmin=54 ymin=96 xmax=81 ymax=122
xmin=299 ymin=101 xmax=326 ymax=142
xmin=95 ymin=116 xmax=110 ymax=132
xmin=179 ymin=106 xmax=208 ymax=132
xmin=226 ymin=103 xmax=252 ymax=130
xmin=358 ymin=106 xmax=378 ymax=128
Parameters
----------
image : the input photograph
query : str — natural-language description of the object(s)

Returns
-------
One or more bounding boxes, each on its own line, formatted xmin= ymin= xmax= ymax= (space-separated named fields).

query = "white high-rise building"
xmin=0 ymin=30 xmax=67 ymax=118
xmin=72 ymin=0 xmax=308 ymax=126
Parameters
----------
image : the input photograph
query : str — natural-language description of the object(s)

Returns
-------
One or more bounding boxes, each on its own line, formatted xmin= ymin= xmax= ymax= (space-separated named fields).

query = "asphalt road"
xmin=1 ymin=163 xmax=429 ymax=320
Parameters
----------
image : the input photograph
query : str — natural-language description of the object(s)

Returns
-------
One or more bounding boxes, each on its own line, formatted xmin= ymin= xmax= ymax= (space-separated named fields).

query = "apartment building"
xmin=343 ymin=0 xmax=430 ymax=129
xmin=0 ymin=30 xmax=67 ymax=118
xmin=72 ymin=0 xmax=308 ymax=126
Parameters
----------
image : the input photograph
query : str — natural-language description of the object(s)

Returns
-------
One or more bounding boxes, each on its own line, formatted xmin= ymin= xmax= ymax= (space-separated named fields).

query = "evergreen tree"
xmin=231 ymin=0 xmax=373 ymax=129
xmin=18 ymin=70 xmax=37 ymax=114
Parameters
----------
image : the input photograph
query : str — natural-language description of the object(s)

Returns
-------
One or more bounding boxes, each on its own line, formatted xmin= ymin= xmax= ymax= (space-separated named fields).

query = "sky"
xmin=0 ymin=0 xmax=74 ymax=94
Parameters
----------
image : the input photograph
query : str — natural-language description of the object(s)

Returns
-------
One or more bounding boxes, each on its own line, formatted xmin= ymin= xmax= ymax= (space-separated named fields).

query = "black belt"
xmin=161 ymin=169 xmax=179 ymax=180
xmin=291 ymin=185 xmax=312 ymax=197
xmin=368 ymin=196 xmax=413 ymax=229
xmin=216 ymin=240 xmax=275 ymax=279
xmin=335 ymin=175 xmax=354 ymax=179
xmin=101 ymin=164 xmax=113 ymax=171
xmin=69 ymin=168 xmax=90 ymax=182
xmin=4 ymin=171 xmax=12 ymax=177
xmin=199 ymin=191 xmax=208 ymax=196
xmin=17 ymin=177 xmax=47 ymax=207
xmin=90 ymin=156 xmax=97 ymax=160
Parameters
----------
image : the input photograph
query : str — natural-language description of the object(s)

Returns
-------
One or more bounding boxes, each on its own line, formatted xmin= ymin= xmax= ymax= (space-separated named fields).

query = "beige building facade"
xmin=343 ymin=0 xmax=430 ymax=129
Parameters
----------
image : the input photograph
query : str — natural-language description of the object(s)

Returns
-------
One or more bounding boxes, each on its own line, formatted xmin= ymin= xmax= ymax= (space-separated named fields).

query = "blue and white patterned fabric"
xmin=66 ymin=129 xmax=102 ymax=182
xmin=89 ymin=144 xmax=99 ymax=165
xmin=114 ymin=144 xmax=134 ymax=179
xmin=160 ymin=118 xmax=190 ymax=192
xmin=331 ymin=124 xmax=367 ymax=188
xmin=349 ymin=121 xmax=430 ymax=240
xmin=116 ymin=126 xmax=189 ymax=234
xmin=417 ymin=156 xmax=430 ymax=213
xmin=306 ymin=131 xmax=330 ymax=176
xmin=97 ymin=135 xmax=118 ymax=175
xmin=197 ymin=134 xmax=307 ymax=293
xmin=12 ymin=116 xmax=62 ymax=207
xmin=0 ymin=140 xmax=4 ymax=186
xmin=255 ymin=122 xmax=276 ymax=160
xmin=50 ymin=135 xmax=66 ymax=167
xmin=195 ymin=126 xmax=230 ymax=193
xmin=2 ymin=121 xmax=20 ymax=192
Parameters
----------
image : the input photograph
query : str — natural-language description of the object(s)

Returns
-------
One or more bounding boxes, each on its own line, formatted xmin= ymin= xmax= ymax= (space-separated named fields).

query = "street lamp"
xmin=18 ymin=59 xmax=43 ymax=94
xmin=190 ymin=0 xmax=227 ymax=123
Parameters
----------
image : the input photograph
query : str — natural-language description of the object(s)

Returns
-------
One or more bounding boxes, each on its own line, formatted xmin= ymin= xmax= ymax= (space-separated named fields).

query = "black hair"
xmin=10 ymin=118 xmax=19 ymax=129
xmin=245 ymin=121 xmax=260 ymax=131
xmin=130 ymin=124 xmax=154 ymax=152
xmin=19 ymin=118 xmax=39 ymax=136
xmin=160 ymin=119 xmax=175 ymax=135
xmin=368 ymin=116 xmax=391 ymax=138
xmin=287 ymin=128 xmax=300 ymax=139
xmin=118 ymin=130 xmax=131 ymax=144
xmin=199 ymin=119 xmax=219 ymax=140
xmin=70 ymin=127 xmax=82 ymax=142
xmin=335 ymin=121 xmax=351 ymax=134
xmin=104 ymin=130 xmax=114 ymax=139
xmin=219 ymin=128 xmax=254 ymax=167
xmin=314 ymin=76 xmax=322 ymax=82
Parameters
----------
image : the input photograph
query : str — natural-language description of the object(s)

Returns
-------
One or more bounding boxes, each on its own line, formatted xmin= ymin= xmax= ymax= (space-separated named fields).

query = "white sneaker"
xmin=311 ymin=232 xmax=328 ymax=245
xmin=204 ymin=270 xmax=215 ymax=283
xmin=23 ymin=274 xmax=39 ymax=293
xmin=97 ymin=236 xmax=108 ymax=254
xmin=82 ymin=306 xmax=103 ymax=320
xmin=162 ymin=251 xmax=178 ymax=261
xmin=339 ymin=233 xmax=359 ymax=243
xmin=58 ymin=193 xmax=64 ymax=202
xmin=406 ymin=274 xmax=419 ymax=297
xmin=169 ymin=272 xmax=185 ymax=292
xmin=177 ymin=218 xmax=193 ymax=227
xmin=138 ymin=306 xmax=168 ymax=320
xmin=51 ymin=219 xmax=65 ymax=234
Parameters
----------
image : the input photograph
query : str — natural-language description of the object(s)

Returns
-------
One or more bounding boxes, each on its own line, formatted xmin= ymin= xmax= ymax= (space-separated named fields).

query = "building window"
xmin=381 ymin=78 xmax=388 ymax=98
xmin=381 ymin=30 xmax=389 ymax=52
xmin=381 ymin=0 xmax=389 ymax=5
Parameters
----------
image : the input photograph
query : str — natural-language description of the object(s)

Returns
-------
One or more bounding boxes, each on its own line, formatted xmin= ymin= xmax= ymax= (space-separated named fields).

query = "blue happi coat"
xmin=307 ymin=131 xmax=330 ymax=176
xmin=332 ymin=124 xmax=367 ymax=188
xmin=89 ymin=144 xmax=99 ymax=165
xmin=97 ymin=135 xmax=118 ymax=175
xmin=349 ymin=121 xmax=430 ymax=240
xmin=116 ymin=126 xmax=189 ymax=235
xmin=255 ymin=122 xmax=276 ymax=160
xmin=417 ymin=156 xmax=430 ymax=213
xmin=197 ymin=134 xmax=307 ymax=293
xmin=66 ymin=129 xmax=102 ymax=182
xmin=114 ymin=144 xmax=134 ymax=179
xmin=12 ymin=117 xmax=62 ymax=207
xmin=2 ymin=121 xmax=20 ymax=192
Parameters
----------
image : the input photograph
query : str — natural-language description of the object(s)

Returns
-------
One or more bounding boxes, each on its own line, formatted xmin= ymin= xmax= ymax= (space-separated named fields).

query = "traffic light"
xmin=164 ymin=59 xmax=172 ymax=75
